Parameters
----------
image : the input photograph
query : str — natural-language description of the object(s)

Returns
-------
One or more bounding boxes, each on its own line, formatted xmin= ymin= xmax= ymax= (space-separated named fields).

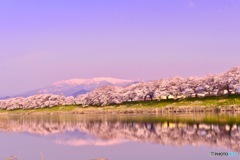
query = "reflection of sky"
xmin=0 ymin=131 xmax=238 ymax=160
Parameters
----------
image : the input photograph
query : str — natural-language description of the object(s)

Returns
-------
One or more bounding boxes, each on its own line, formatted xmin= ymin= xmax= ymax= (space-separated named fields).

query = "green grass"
xmin=0 ymin=105 xmax=78 ymax=114
xmin=110 ymin=94 xmax=240 ymax=108
xmin=0 ymin=109 xmax=7 ymax=113
xmin=171 ymin=94 xmax=240 ymax=107
xmin=109 ymin=99 xmax=176 ymax=109
xmin=33 ymin=105 xmax=78 ymax=112
xmin=1 ymin=94 xmax=240 ymax=114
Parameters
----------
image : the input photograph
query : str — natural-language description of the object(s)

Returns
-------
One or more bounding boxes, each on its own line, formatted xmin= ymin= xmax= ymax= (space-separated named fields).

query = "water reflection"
xmin=0 ymin=113 xmax=239 ymax=159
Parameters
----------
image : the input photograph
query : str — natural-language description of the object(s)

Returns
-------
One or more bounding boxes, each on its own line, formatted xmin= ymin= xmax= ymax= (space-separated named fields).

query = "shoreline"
xmin=1 ymin=108 xmax=240 ymax=125
xmin=1 ymin=104 xmax=240 ymax=115
xmin=1 ymin=95 xmax=240 ymax=115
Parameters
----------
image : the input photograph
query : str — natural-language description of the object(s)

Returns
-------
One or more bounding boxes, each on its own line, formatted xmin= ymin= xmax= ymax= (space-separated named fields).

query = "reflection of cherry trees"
xmin=0 ymin=116 xmax=240 ymax=152
xmin=0 ymin=67 xmax=240 ymax=108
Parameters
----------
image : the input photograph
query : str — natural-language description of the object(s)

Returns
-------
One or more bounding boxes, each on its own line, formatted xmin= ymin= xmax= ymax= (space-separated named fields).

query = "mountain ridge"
xmin=14 ymin=77 xmax=134 ymax=98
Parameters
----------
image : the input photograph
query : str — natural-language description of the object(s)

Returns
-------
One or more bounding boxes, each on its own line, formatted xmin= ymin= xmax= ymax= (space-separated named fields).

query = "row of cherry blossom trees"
xmin=0 ymin=94 xmax=75 ymax=110
xmin=76 ymin=67 xmax=240 ymax=106
xmin=0 ymin=67 xmax=240 ymax=109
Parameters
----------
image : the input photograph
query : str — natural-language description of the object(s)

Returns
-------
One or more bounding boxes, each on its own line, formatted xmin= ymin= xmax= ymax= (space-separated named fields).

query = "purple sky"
xmin=0 ymin=0 xmax=240 ymax=96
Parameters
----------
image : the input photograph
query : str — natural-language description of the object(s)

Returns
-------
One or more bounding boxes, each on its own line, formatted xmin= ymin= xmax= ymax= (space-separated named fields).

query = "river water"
xmin=0 ymin=113 xmax=239 ymax=160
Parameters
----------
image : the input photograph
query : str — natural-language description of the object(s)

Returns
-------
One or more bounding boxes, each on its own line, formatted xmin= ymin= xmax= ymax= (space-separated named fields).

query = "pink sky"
xmin=0 ymin=0 xmax=240 ymax=95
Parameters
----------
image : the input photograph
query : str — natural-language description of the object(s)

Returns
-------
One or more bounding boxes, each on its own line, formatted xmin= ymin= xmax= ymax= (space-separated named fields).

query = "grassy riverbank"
xmin=114 ymin=94 xmax=240 ymax=107
xmin=0 ymin=94 xmax=240 ymax=114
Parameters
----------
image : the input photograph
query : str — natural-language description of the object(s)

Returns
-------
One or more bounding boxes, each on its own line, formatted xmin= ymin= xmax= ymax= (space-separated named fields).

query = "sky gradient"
xmin=0 ymin=0 xmax=240 ymax=96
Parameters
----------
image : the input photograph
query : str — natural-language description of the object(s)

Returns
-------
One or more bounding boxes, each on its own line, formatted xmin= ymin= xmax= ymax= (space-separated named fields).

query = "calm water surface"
xmin=0 ymin=113 xmax=239 ymax=160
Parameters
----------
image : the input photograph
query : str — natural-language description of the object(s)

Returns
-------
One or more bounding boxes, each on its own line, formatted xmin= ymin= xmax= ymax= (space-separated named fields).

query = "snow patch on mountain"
xmin=17 ymin=77 xmax=134 ymax=97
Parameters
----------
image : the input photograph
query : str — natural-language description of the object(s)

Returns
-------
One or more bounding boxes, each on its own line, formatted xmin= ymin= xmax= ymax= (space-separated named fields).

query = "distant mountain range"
xmin=11 ymin=77 xmax=134 ymax=98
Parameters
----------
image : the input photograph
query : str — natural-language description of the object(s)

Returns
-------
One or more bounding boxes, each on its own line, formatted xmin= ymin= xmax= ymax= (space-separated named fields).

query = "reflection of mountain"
xmin=0 ymin=115 xmax=240 ymax=152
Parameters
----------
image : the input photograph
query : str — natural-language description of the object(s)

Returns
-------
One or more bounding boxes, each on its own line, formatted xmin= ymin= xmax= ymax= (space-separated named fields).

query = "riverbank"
xmin=0 ymin=95 xmax=240 ymax=115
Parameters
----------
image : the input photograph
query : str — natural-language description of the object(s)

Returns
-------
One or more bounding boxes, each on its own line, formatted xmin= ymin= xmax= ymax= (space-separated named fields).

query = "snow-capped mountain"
xmin=17 ymin=77 xmax=134 ymax=97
